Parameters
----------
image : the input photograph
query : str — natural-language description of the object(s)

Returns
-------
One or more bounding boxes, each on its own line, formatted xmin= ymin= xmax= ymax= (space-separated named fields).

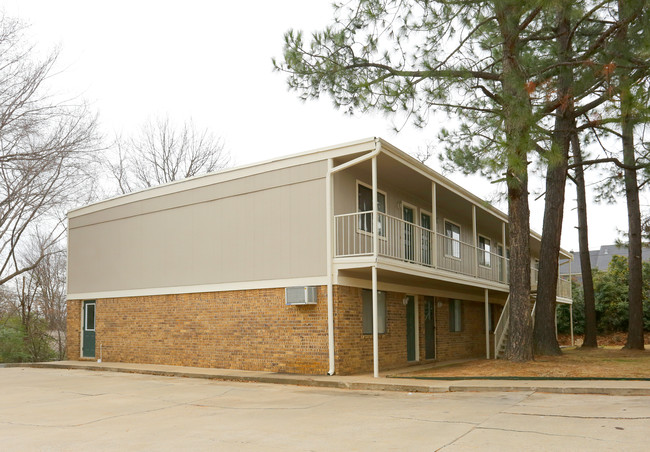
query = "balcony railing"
xmin=531 ymin=267 xmax=572 ymax=299
xmin=335 ymin=212 xmax=571 ymax=299
xmin=335 ymin=212 xmax=508 ymax=285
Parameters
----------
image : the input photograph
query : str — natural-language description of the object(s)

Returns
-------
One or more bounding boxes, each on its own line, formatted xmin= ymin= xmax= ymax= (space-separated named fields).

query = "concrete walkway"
xmin=8 ymin=360 xmax=650 ymax=396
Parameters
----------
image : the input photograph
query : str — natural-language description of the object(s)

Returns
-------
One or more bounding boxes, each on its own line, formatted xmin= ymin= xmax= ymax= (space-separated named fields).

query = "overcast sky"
xmin=3 ymin=0 xmax=636 ymax=253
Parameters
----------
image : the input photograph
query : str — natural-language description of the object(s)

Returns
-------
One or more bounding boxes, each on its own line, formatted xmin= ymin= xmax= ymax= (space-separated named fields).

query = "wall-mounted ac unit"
xmin=285 ymin=286 xmax=318 ymax=305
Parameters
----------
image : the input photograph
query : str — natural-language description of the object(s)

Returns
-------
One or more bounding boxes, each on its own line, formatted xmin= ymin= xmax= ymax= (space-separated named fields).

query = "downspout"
xmin=372 ymin=140 xmax=381 ymax=378
xmin=326 ymin=158 xmax=335 ymax=375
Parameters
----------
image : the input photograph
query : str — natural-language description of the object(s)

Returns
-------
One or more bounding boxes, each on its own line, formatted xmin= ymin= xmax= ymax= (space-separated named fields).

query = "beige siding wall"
xmin=69 ymin=161 xmax=328 ymax=295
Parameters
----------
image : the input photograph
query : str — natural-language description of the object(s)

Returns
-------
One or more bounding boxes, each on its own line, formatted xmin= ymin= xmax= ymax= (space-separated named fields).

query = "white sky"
xmin=3 ymin=0 xmax=634 ymax=252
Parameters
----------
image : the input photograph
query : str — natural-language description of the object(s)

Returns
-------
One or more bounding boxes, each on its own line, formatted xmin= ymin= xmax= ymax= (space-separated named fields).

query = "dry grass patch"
xmin=401 ymin=346 xmax=650 ymax=379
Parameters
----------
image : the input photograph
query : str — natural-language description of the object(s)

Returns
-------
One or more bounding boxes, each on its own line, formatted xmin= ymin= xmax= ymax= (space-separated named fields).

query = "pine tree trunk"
xmin=621 ymin=84 xmax=644 ymax=350
xmin=571 ymin=131 xmax=598 ymax=348
xmin=497 ymin=1 xmax=533 ymax=362
xmin=617 ymin=0 xmax=645 ymax=350
xmin=534 ymin=3 xmax=572 ymax=356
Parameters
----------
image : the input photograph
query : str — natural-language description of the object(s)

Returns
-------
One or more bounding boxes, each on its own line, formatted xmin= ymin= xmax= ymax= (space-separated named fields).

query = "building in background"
xmin=560 ymin=245 xmax=650 ymax=282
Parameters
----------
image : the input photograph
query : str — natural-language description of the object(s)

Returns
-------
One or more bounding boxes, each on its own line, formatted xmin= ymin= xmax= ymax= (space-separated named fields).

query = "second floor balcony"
xmin=335 ymin=211 xmax=571 ymax=299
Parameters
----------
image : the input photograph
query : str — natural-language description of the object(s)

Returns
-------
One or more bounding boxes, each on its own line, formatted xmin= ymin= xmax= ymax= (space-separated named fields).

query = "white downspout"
xmin=326 ymin=158 xmax=335 ymax=375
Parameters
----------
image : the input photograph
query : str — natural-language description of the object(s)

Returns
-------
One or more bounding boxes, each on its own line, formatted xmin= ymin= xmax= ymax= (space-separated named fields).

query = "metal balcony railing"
xmin=335 ymin=212 xmax=509 ymax=285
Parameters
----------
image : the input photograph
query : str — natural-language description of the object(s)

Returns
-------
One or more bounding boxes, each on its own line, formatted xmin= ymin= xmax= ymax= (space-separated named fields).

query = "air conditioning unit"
xmin=285 ymin=286 xmax=318 ymax=305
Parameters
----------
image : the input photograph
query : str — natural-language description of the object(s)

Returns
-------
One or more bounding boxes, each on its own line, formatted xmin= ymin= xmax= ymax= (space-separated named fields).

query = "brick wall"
xmin=67 ymin=285 xmax=500 ymax=375
xmin=67 ymin=287 xmax=329 ymax=374
xmin=67 ymin=299 xmax=82 ymax=359
xmin=333 ymin=286 xmax=411 ymax=374
xmin=334 ymin=290 xmax=494 ymax=374
xmin=435 ymin=297 xmax=489 ymax=361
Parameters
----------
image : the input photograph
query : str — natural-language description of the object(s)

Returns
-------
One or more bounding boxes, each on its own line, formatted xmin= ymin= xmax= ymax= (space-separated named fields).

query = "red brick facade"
xmin=67 ymin=285 xmax=499 ymax=375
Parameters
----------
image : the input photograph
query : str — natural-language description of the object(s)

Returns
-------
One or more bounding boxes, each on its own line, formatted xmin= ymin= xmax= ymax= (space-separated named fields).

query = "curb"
xmin=6 ymin=362 xmax=649 ymax=396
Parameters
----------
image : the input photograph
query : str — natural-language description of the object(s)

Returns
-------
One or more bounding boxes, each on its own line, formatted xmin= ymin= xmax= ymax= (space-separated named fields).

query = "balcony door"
xmin=403 ymin=204 xmax=415 ymax=262
xmin=421 ymin=211 xmax=432 ymax=266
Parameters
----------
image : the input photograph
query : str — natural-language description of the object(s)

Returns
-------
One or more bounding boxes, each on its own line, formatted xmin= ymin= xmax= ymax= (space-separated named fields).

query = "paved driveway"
xmin=1 ymin=367 xmax=649 ymax=451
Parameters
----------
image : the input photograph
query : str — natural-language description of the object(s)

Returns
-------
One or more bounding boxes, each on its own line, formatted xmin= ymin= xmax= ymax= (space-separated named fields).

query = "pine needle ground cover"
xmin=399 ymin=346 xmax=650 ymax=379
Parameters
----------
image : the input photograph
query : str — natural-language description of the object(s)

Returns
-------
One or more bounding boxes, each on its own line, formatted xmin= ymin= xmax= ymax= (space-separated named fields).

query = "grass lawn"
xmin=398 ymin=346 xmax=650 ymax=379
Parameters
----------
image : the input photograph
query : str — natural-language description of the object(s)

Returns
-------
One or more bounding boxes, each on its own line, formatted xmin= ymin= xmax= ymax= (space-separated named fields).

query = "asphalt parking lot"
xmin=2 ymin=367 xmax=649 ymax=451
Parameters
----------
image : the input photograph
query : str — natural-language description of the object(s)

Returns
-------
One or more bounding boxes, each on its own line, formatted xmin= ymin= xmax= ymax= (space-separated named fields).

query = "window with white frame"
xmin=449 ymin=299 xmax=462 ymax=332
xmin=362 ymin=289 xmax=387 ymax=334
xmin=357 ymin=183 xmax=386 ymax=236
xmin=478 ymin=235 xmax=491 ymax=267
xmin=444 ymin=220 xmax=461 ymax=258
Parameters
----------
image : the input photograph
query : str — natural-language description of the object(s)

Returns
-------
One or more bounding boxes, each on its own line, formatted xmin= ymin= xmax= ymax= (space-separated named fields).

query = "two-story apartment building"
xmin=67 ymin=138 xmax=572 ymax=376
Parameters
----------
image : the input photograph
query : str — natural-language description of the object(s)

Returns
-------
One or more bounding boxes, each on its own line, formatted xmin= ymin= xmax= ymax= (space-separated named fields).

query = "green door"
xmin=424 ymin=297 xmax=435 ymax=359
xmin=82 ymin=301 xmax=96 ymax=358
xmin=406 ymin=296 xmax=416 ymax=361
xmin=403 ymin=205 xmax=415 ymax=261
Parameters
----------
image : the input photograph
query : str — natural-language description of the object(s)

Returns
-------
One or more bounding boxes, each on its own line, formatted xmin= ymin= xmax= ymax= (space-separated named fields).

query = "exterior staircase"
xmin=494 ymin=295 xmax=536 ymax=359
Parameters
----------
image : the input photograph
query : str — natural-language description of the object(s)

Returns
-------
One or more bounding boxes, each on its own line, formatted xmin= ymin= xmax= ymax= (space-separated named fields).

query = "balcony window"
xmin=478 ymin=235 xmax=491 ymax=267
xmin=357 ymin=183 xmax=386 ymax=236
xmin=444 ymin=220 xmax=461 ymax=258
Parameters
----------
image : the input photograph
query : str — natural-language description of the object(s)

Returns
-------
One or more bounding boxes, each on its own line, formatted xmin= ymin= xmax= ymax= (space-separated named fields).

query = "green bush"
xmin=0 ymin=317 xmax=30 ymax=363
xmin=0 ymin=315 xmax=57 ymax=363
xmin=564 ymin=255 xmax=650 ymax=335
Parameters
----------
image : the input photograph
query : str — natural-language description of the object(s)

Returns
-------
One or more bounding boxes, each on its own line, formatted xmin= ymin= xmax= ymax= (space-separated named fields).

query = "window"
xmin=488 ymin=303 xmax=499 ymax=333
xmin=85 ymin=302 xmax=96 ymax=332
xmin=362 ymin=289 xmax=386 ymax=334
xmin=449 ymin=299 xmax=462 ymax=332
xmin=444 ymin=220 xmax=461 ymax=258
xmin=357 ymin=183 xmax=386 ymax=235
xmin=478 ymin=235 xmax=491 ymax=267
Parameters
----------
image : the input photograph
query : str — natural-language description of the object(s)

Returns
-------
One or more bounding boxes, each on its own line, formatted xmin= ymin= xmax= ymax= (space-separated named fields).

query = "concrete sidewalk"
xmin=8 ymin=360 xmax=650 ymax=396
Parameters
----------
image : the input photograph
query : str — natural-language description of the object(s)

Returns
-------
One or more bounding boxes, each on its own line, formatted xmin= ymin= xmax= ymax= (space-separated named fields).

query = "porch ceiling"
xmin=337 ymin=267 xmax=509 ymax=305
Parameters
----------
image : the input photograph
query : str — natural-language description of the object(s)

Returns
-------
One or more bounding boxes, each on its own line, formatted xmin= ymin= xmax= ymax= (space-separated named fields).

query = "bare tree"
xmin=106 ymin=116 xmax=229 ymax=194
xmin=0 ymin=15 xmax=100 ymax=287
xmin=32 ymin=244 xmax=66 ymax=359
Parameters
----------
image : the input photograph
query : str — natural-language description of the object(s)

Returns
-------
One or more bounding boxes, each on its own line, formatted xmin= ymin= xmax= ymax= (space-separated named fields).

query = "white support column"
xmin=554 ymin=304 xmax=559 ymax=339
xmin=570 ymin=304 xmax=574 ymax=346
xmin=372 ymin=156 xmax=378 ymax=261
xmin=472 ymin=205 xmax=478 ymax=276
xmin=414 ymin=295 xmax=420 ymax=362
xmin=431 ymin=182 xmax=437 ymax=268
xmin=326 ymin=159 xmax=335 ymax=375
xmin=501 ymin=222 xmax=507 ymax=284
xmin=371 ymin=151 xmax=379 ymax=378
xmin=484 ymin=289 xmax=490 ymax=359
xmin=372 ymin=265 xmax=379 ymax=378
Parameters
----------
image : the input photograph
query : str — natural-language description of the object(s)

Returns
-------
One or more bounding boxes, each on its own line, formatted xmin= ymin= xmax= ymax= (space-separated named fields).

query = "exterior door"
xmin=424 ymin=296 xmax=435 ymax=359
xmin=82 ymin=301 xmax=96 ymax=358
xmin=421 ymin=212 xmax=432 ymax=266
xmin=406 ymin=295 xmax=416 ymax=361
xmin=403 ymin=205 xmax=415 ymax=261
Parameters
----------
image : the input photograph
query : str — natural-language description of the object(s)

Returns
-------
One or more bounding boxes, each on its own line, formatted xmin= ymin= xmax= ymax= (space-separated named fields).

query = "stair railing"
xmin=494 ymin=295 xmax=510 ymax=359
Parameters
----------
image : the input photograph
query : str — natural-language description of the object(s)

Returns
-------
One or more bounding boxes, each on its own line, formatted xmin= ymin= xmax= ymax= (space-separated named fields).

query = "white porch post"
xmin=570 ymin=304 xmax=574 ymax=346
xmin=414 ymin=295 xmax=420 ymax=361
xmin=472 ymin=205 xmax=478 ymax=276
xmin=484 ymin=289 xmax=490 ymax=359
xmin=372 ymin=153 xmax=379 ymax=378
xmin=501 ymin=222 xmax=507 ymax=284
xmin=326 ymin=158 xmax=335 ymax=375
xmin=431 ymin=182 xmax=437 ymax=268
xmin=554 ymin=304 xmax=559 ymax=339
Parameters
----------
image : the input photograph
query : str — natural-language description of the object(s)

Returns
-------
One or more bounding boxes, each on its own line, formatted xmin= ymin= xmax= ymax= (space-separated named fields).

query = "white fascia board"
xmin=67 ymin=276 xmax=328 ymax=300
